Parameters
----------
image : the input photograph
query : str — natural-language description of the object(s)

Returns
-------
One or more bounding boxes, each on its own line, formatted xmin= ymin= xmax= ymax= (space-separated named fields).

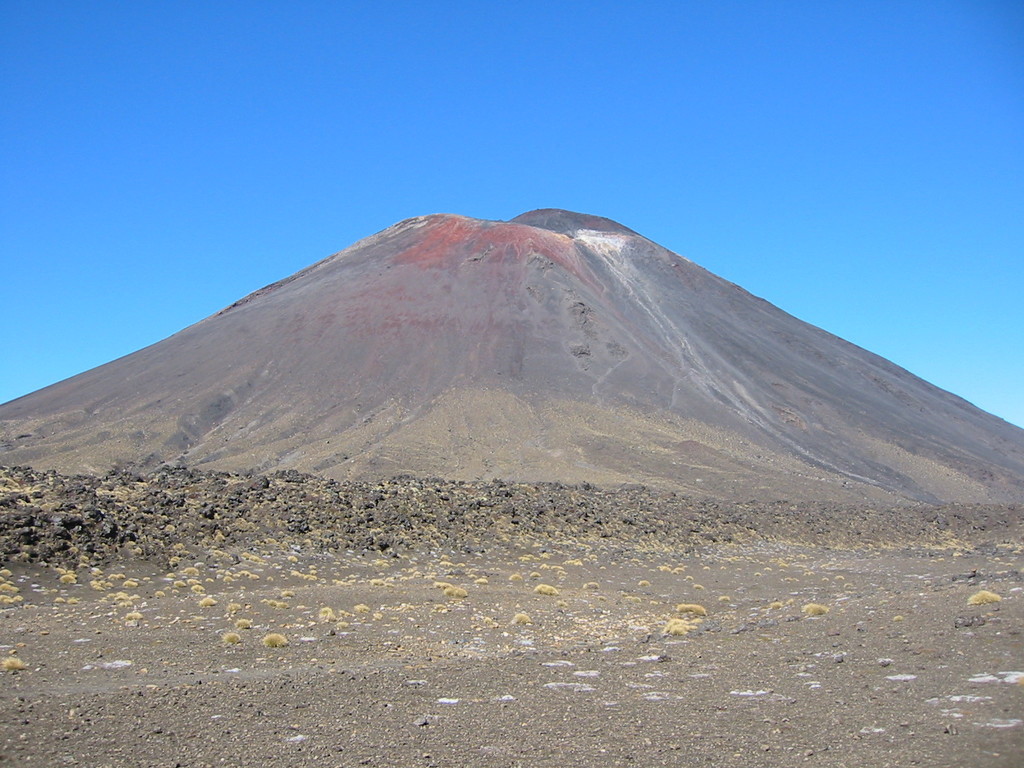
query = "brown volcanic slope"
xmin=2 ymin=209 xmax=1023 ymax=503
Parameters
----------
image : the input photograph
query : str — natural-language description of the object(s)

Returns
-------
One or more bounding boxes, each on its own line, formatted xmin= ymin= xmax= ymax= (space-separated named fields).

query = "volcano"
xmin=3 ymin=209 xmax=1023 ymax=502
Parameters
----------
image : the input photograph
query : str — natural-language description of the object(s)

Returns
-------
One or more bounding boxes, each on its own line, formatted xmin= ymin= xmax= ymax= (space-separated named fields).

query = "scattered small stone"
xmin=543 ymin=682 xmax=596 ymax=692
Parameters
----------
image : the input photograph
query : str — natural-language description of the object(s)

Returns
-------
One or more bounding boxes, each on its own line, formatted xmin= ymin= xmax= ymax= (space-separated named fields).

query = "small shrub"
xmin=319 ymin=607 xmax=337 ymax=622
xmin=675 ymin=603 xmax=707 ymax=616
xmin=59 ymin=573 xmax=77 ymax=584
xmin=509 ymin=574 xmax=524 ymax=582
xmin=234 ymin=618 xmax=252 ymax=630
xmin=802 ymin=603 xmax=829 ymax=616
xmin=443 ymin=585 xmax=468 ymax=599
xmin=353 ymin=603 xmax=371 ymax=614
xmin=261 ymin=633 xmax=288 ymax=648
xmin=638 ymin=580 xmax=651 ymax=587
xmin=663 ymin=618 xmax=692 ymax=636
xmin=769 ymin=601 xmax=784 ymax=610
xmin=534 ymin=584 xmax=559 ymax=596
xmin=511 ymin=612 xmax=532 ymax=625
xmin=474 ymin=577 xmax=489 ymax=584
xmin=221 ymin=632 xmax=241 ymax=644
xmin=967 ymin=590 xmax=1001 ymax=606
xmin=2 ymin=657 xmax=27 ymax=672
xmin=199 ymin=597 xmax=218 ymax=607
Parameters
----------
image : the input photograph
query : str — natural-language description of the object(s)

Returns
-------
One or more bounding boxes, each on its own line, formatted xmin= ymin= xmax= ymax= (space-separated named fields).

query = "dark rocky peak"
xmin=510 ymin=209 xmax=640 ymax=237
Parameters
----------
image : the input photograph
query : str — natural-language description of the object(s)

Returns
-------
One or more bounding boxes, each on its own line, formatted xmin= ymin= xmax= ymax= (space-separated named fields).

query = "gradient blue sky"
xmin=2 ymin=1 xmax=1022 ymax=427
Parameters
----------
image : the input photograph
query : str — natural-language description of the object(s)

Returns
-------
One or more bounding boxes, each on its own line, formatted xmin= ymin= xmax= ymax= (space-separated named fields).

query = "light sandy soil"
xmin=2 ymin=541 xmax=1021 ymax=767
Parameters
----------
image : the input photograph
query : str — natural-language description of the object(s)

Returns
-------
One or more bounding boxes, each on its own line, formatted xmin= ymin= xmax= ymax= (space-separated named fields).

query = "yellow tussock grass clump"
xmin=59 ymin=573 xmax=77 ymax=584
xmin=443 ymin=585 xmax=468 ymax=599
xmin=769 ymin=601 xmax=784 ymax=610
xmin=675 ymin=603 xmax=707 ymax=616
xmin=2 ymin=657 xmax=27 ymax=672
xmin=663 ymin=618 xmax=693 ymax=636
xmin=221 ymin=632 xmax=241 ymax=644
xmin=353 ymin=604 xmax=371 ymax=614
xmin=511 ymin=612 xmax=532 ymax=625
xmin=474 ymin=577 xmax=489 ymax=585
xmin=967 ymin=590 xmax=1001 ymax=605
xmin=261 ymin=633 xmax=288 ymax=648
xmin=534 ymin=584 xmax=559 ymax=596
xmin=199 ymin=597 xmax=218 ymax=607
xmin=638 ymin=580 xmax=651 ymax=587
xmin=234 ymin=618 xmax=252 ymax=630
xmin=124 ymin=611 xmax=143 ymax=621
xmin=319 ymin=607 xmax=337 ymax=622
xmin=509 ymin=574 xmax=524 ymax=582
xmin=584 ymin=582 xmax=600 ymax=590
xmin=802 ymin=603 xmax=829 ymax=616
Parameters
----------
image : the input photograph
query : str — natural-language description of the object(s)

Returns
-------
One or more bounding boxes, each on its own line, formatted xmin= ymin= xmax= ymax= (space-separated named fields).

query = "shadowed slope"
xmin=2 ymin=210 xmax=1023 ymax=502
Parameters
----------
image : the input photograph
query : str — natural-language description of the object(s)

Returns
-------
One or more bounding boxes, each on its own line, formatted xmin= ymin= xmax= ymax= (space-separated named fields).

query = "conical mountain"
xmin=3 ymin=209 xmax=1023 ymax=503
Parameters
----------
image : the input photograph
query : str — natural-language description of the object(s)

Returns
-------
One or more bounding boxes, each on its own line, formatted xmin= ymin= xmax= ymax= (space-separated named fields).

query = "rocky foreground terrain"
xmin=1 ymin=465 xmax=1022 ymax=766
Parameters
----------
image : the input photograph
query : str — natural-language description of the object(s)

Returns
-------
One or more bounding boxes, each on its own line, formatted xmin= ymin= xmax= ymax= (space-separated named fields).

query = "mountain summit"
xmin=3 ymin=210 xmax=1023 ymax=502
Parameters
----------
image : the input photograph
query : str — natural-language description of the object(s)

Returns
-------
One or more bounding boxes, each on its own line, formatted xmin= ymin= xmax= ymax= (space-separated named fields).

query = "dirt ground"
xmin=2 ymin=538 xmax=1021 ymax=767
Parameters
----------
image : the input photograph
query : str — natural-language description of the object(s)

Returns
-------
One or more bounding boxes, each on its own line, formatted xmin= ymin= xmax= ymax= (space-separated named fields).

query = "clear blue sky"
xmin=2 ymin=1 xmax=1022 ymax=427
